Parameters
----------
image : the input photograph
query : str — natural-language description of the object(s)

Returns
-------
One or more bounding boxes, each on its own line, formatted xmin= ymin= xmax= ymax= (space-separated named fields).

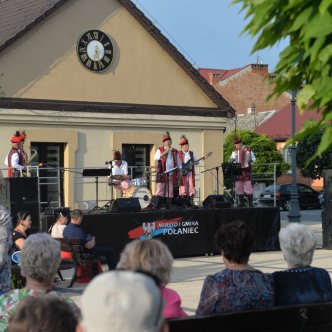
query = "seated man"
xmin=63 ymin=209 xmax=118 ymax=271
xmin=108 ymin=150 xmax=131 ymax=194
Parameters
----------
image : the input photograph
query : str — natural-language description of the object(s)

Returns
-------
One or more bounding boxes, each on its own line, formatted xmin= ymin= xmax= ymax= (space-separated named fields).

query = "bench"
xmin=55 ymin=238 xmax=102 ymax=288
xmin=167 ymin=302 xmax=332 ymax=332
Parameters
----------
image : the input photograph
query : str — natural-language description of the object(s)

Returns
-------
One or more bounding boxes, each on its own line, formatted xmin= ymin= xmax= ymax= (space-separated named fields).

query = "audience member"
xmin=196 ymin=221 xmax=274 ymax=315
xmin=0 ymin=233 xmax=81 ymax=331
xmin=8 ymin=295 xmax=78 ymax=332
xmin=63 ymin=209 xmax=118 ymax=271
xmin=49 ymin=209 xmax=69 ymax=238
xmin=11 ymin=211 xmax=32 ymax=251
xmin=0 ymin=206 xmax=12 ymax=295
xmin=81 ymin=270 xmax=168 ymax=332
xmin=273 ymin=223 xmax=332 ymax=305
xmin=117 ymin=239 xmax=187 ymax=319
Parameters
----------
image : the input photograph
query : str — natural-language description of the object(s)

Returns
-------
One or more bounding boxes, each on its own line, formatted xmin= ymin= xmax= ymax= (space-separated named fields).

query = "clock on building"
xmin=77 ymin=29 xmax=113 ymax=72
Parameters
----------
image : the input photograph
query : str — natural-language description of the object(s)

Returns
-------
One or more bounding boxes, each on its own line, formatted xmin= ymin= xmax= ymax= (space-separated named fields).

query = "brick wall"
xmin=207 ymin=64 xmax=291 ymax=114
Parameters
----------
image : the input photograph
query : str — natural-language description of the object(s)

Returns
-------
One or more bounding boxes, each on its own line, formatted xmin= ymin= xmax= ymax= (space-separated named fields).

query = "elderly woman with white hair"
xmin=273 ymin=223 xmax=332 ymax=306
xmin=0 ymin=233 xmax=81 ymax=331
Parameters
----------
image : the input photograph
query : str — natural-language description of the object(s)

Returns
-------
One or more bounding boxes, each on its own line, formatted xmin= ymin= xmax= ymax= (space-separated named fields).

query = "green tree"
xmin=297 ymin=126 xmax=332 ymax=179
xmin=232 ymin=0 xmax=332 ymax=162
xmin=224 ymin=130 xmax=289 ymax=187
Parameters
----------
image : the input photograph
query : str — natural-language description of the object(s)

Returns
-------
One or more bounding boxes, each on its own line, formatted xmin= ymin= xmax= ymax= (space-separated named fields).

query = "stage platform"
xmin=81 ymin=206 xmax=280 ymax=258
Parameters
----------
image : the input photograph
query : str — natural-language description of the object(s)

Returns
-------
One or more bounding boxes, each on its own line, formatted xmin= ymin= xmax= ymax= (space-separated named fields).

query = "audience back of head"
xmin=20 ymin=232 xmax=61 ymax=284
xmin=81 ymin=270 xmax=167 ymax=332
xmin=116 ymin=238 xmax=173 ymax=287
xmin=279 ymin=223 xmax=317 ymax=267
xmin=215 ymin=220 xmax=255 ymax=263
xmin=8 ymin=295 xmax=78 ymax=332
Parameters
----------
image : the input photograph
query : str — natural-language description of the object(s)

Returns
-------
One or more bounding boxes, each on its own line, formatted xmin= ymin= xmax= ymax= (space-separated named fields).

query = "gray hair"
xmin=279 ymin=223 xmax=317 ymax=267
xmin=20 ymin=233 xmax=61 ymax=283
xmin=0 ymin=205 xmax=12 ymax=293
xmin=117 ymin=239 xmax=173 ymax=287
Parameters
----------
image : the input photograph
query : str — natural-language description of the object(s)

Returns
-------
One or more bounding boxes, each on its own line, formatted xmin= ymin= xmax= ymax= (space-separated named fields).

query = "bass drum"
xmin=123 ymin=186 xmax=152 ymax=209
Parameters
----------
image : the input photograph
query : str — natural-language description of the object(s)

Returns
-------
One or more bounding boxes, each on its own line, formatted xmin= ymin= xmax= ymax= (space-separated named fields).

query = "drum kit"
xmin=109 ymin=175 xmax=152 ymax=209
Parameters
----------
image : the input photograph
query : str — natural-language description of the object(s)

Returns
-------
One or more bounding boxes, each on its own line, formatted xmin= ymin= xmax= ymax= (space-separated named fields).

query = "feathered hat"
xmin=161 ymin=131 xmax=172 ymax=142
xmin=233 ymin=136 xmax=242 ymax=144
xmin=11 ymin=131 xmax=22 ymax=143
xmin=113 ymin=150 xmax=122 ymax=160
xmin=19 ymin=130 xmax=26 ymax=142
xmin=179 ymin=135 xmax=189 ymax=146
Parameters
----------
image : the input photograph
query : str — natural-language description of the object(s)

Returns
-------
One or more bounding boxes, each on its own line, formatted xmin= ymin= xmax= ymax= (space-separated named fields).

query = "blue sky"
xmin=132 ymin=0 xmax=288 ymax=72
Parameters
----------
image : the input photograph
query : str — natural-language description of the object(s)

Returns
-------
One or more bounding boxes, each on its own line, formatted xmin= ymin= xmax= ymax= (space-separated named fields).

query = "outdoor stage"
xmin=81 ymin=206 xmax=280 ymax=258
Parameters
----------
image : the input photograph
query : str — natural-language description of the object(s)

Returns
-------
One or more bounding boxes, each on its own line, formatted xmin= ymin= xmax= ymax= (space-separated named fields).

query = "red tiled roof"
xmin=255 ymin=102 xmax=322 ymax=140
xmin=198 ymin=67 xmax=245 ymax=82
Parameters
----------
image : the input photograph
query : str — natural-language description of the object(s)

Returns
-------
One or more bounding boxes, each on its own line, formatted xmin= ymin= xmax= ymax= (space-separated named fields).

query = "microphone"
xmin=105 ymin=160 xmax=113 ymax=165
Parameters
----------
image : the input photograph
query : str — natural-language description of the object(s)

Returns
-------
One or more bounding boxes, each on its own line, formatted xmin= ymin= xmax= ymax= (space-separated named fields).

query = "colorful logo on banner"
xmin=128 ymin=217 xmax=199 ymax=240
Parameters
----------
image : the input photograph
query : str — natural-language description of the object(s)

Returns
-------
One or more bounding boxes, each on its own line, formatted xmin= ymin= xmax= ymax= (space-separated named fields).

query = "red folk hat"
xmin=179 ymin=135 xmax=189 ymax=146
xmin=113 ymin=150 xmax=122 ymax=160
xmin=162 ymin=131 xmax=172 ymax=142
xmin=11 ymin=131 xmax=22 ymax=143
xmin=233 ymin=136 xmax=242 ymax=144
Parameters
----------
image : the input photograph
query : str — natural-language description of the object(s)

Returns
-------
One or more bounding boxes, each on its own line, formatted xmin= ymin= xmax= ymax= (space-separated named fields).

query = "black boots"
xmin=247 ymin=194 xmax=254 ymax=207
xmin=153 ymin=196 xmax=162 ymax=210
xmin=238 ymin=195 xmax=245 ymax=207
xmin=238 ymin=194 xmax=254 ymax=207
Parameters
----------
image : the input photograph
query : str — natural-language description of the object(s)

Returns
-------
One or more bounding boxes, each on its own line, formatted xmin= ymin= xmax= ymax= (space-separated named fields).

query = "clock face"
xmin=77 ymin=30 xmax=113 ymax=72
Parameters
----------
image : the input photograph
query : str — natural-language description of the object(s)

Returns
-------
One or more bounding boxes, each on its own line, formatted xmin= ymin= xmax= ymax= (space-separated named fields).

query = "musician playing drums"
xmin=108 ymin=150 xmax=131 ymax=193
xmin=228 ymin=136 xmax=256 ymax=207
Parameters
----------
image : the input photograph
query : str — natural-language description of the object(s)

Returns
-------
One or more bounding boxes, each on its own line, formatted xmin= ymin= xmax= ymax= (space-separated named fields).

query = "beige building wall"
xmin=0 ymin=110 xmax=226 ymax=208
xmin=0 ymin=0 xmax=215 ymax=108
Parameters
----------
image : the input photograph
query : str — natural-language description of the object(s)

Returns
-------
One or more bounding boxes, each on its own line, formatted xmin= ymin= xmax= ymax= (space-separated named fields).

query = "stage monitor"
xmin=111 ymin=198 xmax=141 ymax=213
xmin=203 ymin=195 xmax=232 ymax=209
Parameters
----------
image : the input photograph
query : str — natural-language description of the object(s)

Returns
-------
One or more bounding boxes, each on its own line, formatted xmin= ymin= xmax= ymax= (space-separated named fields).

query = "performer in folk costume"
xmin=4 ymin=131 xmax=25 ymax=178
xmin=19 ymin=131 xmax=28 ymax=166
xmin=228 ymin=136 xmax=256 ymax=207
xmin=177 ymin=135 xmax=198 ymax=208
xmin=108 ymin=150 xmax=131 ymax=193
xmin=153 ymin=132 xmax=178 ymax=209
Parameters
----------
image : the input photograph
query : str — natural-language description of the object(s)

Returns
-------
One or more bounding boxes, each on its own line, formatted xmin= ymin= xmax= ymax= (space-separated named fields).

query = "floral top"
xmin=196 ymin=268 xmax=274 ymax=316
xmin=273 ymin=266 xmax=332 ymax=306
xmin=0 ymin=288 xmax=81 ymax=331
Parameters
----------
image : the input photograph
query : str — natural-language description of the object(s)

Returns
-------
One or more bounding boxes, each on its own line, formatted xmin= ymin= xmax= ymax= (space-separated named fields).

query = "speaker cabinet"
xmin=203 ymin=195 xmax=232 ymax=209
xmin=322 ymin=169 xmax=332 ymax=249
xmin=111 ymin=198 xmax=141 ymax=213
xmin=5 ymin=177 xmax=40 ymax=231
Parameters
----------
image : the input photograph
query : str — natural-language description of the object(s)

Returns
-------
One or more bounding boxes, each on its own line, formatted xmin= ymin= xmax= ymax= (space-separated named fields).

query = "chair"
xmin=56 ymin=238 xmax=102 ymax=288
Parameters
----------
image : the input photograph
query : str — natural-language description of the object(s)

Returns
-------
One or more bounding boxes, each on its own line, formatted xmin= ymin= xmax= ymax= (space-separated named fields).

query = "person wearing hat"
xmin=4 ymin=131 xmax=25 ymax=177
xmin=228 ymin=136 xmax=256 ymax=207
xmin=177 ymin=135 xmax=199 ymax=208
xmin=108 ymin=150 xmax=131 ymax=193
xmin=153 ymin=132 xmax=178 ymax=209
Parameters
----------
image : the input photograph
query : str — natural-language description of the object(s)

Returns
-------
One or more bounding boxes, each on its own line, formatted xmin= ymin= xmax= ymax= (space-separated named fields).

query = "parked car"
xmin=259 ymin=183 xmax=321 ymax=211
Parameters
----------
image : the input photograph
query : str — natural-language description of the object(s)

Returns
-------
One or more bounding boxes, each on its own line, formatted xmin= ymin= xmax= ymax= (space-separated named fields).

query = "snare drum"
xmin=123 ymin=186 xmax=152 ymax=209
xmin=131 ymin=178 xmax=147 ymax=187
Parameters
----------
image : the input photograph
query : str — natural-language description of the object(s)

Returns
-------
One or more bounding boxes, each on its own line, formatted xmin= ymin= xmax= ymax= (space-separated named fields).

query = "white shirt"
xmin=4 ymin=151 xmax=24 ymax=171
xmin=154 ymin=148 xmax=176 ymax=172
xmin=177 ymin=151 xmax=197 ymax=170
xmin=110 ymin=160 xmax=128 ymax=184
xmin=229 ymin=146 xmax=256 ymax=168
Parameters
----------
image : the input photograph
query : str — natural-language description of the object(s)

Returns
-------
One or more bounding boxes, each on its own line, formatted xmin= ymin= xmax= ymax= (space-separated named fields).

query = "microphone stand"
xmin=201 ymin=165 xmax=221 ymax=195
